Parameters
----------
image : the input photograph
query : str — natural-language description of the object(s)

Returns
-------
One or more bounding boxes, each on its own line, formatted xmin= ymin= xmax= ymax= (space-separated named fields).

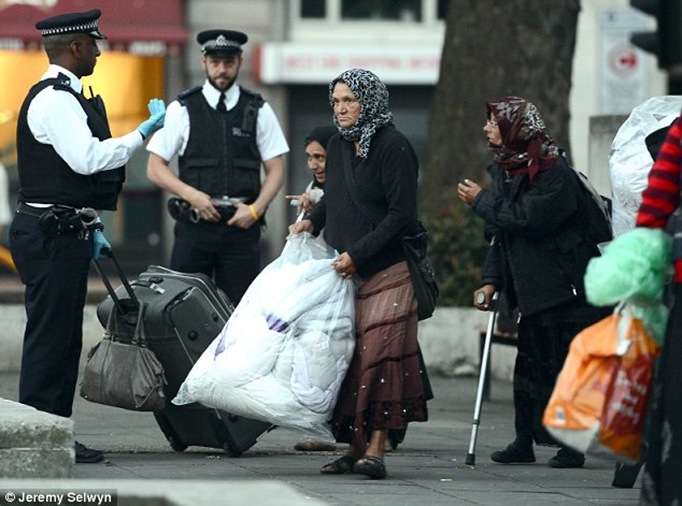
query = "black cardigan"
xmin=308 ymin=125 xmax=419 ymax=278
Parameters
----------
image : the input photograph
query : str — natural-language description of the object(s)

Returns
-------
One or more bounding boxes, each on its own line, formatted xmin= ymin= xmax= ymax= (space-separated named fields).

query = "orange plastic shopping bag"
xmin=542 ymin=308 xmax=660 ymax=462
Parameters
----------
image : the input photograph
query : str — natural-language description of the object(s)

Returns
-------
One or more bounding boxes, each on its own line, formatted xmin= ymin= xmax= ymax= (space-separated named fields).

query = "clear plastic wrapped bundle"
xmin=173 ymin=232 xmax=356 ymax=441
xmin=609 ymin=96 xmax=682 ymax=236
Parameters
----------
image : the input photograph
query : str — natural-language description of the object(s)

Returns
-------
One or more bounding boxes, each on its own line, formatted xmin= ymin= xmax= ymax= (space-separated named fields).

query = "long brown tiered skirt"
xmin=330 ymin=261 xmax=428 ymax=445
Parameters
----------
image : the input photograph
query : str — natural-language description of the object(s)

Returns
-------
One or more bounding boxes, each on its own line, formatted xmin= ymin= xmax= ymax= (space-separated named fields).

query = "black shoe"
xmin=491 ymin=443 xmax=536 ymax=464
xmin=548 ymin=447 xmax=585 ymax=468
xmin=353 ymin=455 xmax=387 ymax=479
xmin=75 ymin=441 xmax=104 ymax=464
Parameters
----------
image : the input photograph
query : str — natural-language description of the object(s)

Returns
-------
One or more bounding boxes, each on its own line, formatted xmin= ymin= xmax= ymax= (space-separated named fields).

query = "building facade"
xmin=0 ymin=0 xmax=667 ymax=274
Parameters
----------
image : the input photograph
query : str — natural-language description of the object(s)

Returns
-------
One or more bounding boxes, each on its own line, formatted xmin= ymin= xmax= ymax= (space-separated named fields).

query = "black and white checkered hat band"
xmin=202 ymin=35 xmax=241 ymax=52
xmin=40 ymin=20 xmax=99 ymax=36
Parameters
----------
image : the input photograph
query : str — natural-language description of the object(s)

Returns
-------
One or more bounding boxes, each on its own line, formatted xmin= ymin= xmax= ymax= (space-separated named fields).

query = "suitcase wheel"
xmin=154 ymin=411 xmax=188 ymax=452
xmin=169 ymin=437 xmax=188 ymax=453
xmin=222 ymin=442 xmax=243 ymax=458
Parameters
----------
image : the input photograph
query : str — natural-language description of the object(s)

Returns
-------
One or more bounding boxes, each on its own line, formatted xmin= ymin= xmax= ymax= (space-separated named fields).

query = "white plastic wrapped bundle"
xmin=609 ymin=96 xmax=682 ymax=236
xmin=173 ymin=232 xmax=356 ymax=441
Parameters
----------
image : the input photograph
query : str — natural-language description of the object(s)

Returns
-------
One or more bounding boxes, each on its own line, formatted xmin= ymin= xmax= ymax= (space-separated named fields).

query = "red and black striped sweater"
xmin=636 ymin=117 xmax=682 ymax=282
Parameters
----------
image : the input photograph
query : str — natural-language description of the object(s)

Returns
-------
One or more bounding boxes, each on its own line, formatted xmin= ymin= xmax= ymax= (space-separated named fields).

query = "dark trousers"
xmin=9 ymin=212 xmax=92 ymax=417
xmin=513 ymin=300 xmax=605 ymax=446
xmin=170 ymin=220 xmax=261 ymax=305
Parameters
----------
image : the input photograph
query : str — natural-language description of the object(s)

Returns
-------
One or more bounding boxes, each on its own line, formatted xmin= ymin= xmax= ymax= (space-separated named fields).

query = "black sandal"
xmin=353 ymin=455 xmax=387 ymax=479
xmin=320 ymin=455 xmax=358 ymax=475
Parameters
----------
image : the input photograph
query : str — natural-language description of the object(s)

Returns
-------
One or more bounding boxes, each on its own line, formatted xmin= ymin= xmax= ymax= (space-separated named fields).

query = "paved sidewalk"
xmin=0 ymin=372 xmax=641 ymax=506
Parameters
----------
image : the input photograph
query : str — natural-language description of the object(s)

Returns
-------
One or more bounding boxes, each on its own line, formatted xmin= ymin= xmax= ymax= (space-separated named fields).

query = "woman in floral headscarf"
xmin=289 ymin=69 xmax=429 ymax=479
xmin=457 ymin=96 xmax=606 ymax=469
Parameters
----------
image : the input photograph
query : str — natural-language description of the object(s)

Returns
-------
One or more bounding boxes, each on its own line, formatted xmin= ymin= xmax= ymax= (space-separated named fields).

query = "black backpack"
xmin=570 ymin=167 xmax=613 ymax=247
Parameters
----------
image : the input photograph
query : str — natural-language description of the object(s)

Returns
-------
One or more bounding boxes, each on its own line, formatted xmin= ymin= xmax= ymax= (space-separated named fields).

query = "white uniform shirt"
xmin=146 ymin=81 xmax=289 ymax=163
xmin=27 ymin=64 xmax=143 ymax=176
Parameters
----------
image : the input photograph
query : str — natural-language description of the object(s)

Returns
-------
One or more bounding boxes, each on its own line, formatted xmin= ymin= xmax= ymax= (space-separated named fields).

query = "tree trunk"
xmin=422 ymin=0 xmax=581 ymax=216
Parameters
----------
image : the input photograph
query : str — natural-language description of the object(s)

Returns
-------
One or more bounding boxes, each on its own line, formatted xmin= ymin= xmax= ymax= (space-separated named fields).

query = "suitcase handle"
xmin=92 ymin=249 xmax=140 ymax=314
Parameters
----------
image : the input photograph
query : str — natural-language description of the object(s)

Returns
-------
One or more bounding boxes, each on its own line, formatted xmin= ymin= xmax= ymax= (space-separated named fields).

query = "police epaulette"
xmin=177 ymin=85 xmax=202 ymax=105
xmin=240 ymin=87 xmax=265 ymax=107
xmin=44 ymin=77 xmax=72 ymax=93
xmin=52 ymin=82 xmax=71 ymax=92
xmin=48 ymin=72 xmax=72 ymax=92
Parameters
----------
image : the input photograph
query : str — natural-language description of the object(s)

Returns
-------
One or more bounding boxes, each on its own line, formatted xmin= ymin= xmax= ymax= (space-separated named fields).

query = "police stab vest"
xmin=16 ymin=76 xmax=125 ymax=210
xmin=178 ymin=86 xmax=264 ymax=200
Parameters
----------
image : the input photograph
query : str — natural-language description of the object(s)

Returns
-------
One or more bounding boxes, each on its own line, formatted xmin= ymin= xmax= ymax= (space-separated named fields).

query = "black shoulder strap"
xmin=341 ymin=141 xmax=421 ymax=237
xmin=341 ymin=142 xmax=384 ymax=226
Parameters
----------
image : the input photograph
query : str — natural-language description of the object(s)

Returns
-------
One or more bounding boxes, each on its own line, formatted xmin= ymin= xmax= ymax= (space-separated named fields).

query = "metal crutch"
xmin=465 ymin=291 xmax=499 ymax=466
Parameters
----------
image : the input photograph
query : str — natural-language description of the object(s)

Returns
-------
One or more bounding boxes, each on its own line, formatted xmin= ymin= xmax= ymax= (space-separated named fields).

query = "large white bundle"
xmin=173 ymin=233 xmax=356 ymax=441
xmin=609 ymin=96 xmax=682 ymax=236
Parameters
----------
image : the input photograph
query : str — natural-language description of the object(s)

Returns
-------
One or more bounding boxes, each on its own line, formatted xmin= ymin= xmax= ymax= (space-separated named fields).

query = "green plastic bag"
xmin=585 ymin=228 xmax=671 ymax=306
xmin=584 ymin=228 xmax=672 ymax=344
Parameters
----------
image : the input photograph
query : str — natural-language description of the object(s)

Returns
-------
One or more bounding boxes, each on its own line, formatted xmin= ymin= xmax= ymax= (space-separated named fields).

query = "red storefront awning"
xmin=0 ymin=0 xmax=188 ymax=56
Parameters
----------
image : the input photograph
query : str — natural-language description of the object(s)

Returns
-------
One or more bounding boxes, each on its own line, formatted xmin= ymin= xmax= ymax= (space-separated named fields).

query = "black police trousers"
xmin=170 ymin=219 xmax=261 ymax=305
xmin=9 ymin=212 xmax=92 ymax=417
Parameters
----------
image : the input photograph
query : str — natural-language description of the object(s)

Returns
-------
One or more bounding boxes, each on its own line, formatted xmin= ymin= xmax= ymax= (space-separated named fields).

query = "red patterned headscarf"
xmin=486 ymin=96 xmax=559 ymax=181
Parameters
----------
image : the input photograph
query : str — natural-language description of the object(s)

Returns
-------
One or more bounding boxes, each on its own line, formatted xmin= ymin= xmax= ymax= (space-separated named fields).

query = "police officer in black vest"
xmin=9 ymin=9 xmax=166 ymax=464
xmin=146 ymin=29 xmax=289 ymax=305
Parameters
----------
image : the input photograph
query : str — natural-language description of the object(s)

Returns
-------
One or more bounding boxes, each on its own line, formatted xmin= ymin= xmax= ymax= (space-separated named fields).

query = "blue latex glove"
xmin=93 ymin=229 xmax=111 ymax=260
xmin=137 ymin=98 xmax=166 ymax=139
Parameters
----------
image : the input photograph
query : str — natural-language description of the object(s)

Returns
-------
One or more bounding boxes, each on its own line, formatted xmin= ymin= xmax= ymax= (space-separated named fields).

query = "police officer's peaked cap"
xmin=197 ymin=30 xmax=248 ymax=56
xmin=35 ymin=9 xmax=107 ymax=39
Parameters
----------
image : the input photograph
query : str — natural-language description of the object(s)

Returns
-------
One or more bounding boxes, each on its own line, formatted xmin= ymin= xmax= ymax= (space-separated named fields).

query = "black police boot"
xmin=75 ymin=441 xmax=104 ymax=464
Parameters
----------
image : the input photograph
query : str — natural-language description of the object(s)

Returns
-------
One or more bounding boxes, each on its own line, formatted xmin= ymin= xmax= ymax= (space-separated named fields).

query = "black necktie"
xmin=217 ymin=92 xmax=227 ymax=113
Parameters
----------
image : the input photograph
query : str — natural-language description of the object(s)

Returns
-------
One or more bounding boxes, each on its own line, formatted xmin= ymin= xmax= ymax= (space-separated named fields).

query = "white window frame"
xmin=291 ymin=0 xmax=445 ymax=44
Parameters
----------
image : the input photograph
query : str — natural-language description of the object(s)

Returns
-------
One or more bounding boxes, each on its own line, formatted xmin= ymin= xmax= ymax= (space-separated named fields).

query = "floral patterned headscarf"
xmin=329 ymin=68 xmax=394 ymax=158
xmin=486 ymin=96 xmax=559 ymax=181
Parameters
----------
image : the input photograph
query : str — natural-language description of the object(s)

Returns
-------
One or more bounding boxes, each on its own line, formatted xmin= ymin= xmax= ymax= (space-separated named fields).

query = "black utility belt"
xmin=167 ymin=196 xmax=251 ymax=223
xmin=17 ymin=202 xmax=100 ymax=236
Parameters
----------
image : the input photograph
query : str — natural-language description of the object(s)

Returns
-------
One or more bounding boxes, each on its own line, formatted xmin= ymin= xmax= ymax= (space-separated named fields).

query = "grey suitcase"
xmin=94 ymin=254 xmax=274 ymax=456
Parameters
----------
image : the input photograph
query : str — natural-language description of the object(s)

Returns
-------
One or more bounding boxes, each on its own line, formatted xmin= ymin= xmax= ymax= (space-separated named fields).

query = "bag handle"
xmin=340 ymin=142 xmax=420 ymax=234
xmin=91 ymin=248 xmax=140 ymax=314
xmin=131 ymin=303 xmax=149 ymax=347
xmin=104 ymin=302 xmax=148 ymax=348
xmin=341 ymin=143 xmax=382 ymax=226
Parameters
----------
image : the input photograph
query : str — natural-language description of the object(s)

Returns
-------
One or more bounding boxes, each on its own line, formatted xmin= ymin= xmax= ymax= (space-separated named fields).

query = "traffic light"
xmin=660 ymin=0 xmax=682 ymax=68
xmin=631 ymin=0 xmax=658 ymax=57
xmin=630 ymin=0 xmax=682 ymax=69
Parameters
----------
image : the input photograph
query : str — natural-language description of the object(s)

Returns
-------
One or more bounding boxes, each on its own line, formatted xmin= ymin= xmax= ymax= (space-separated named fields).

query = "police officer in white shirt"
xmin=146 ymin=29 xmax=289 ymax=305
xmin=9 ymin=8 xmax=165 ymax=464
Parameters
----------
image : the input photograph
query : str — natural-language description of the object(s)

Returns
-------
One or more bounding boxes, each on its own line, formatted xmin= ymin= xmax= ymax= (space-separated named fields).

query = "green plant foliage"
xmin=423 ymin=197 xmax=489 ymax=307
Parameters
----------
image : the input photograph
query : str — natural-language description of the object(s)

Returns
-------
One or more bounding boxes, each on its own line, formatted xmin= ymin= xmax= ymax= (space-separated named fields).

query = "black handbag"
xmin=80 ymin=302 xmax=167 ymax=411
xmin=340 ymin=142 xmax=439 ymax=320
xmin=402 ymin=222 xmax=439 ymax=321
